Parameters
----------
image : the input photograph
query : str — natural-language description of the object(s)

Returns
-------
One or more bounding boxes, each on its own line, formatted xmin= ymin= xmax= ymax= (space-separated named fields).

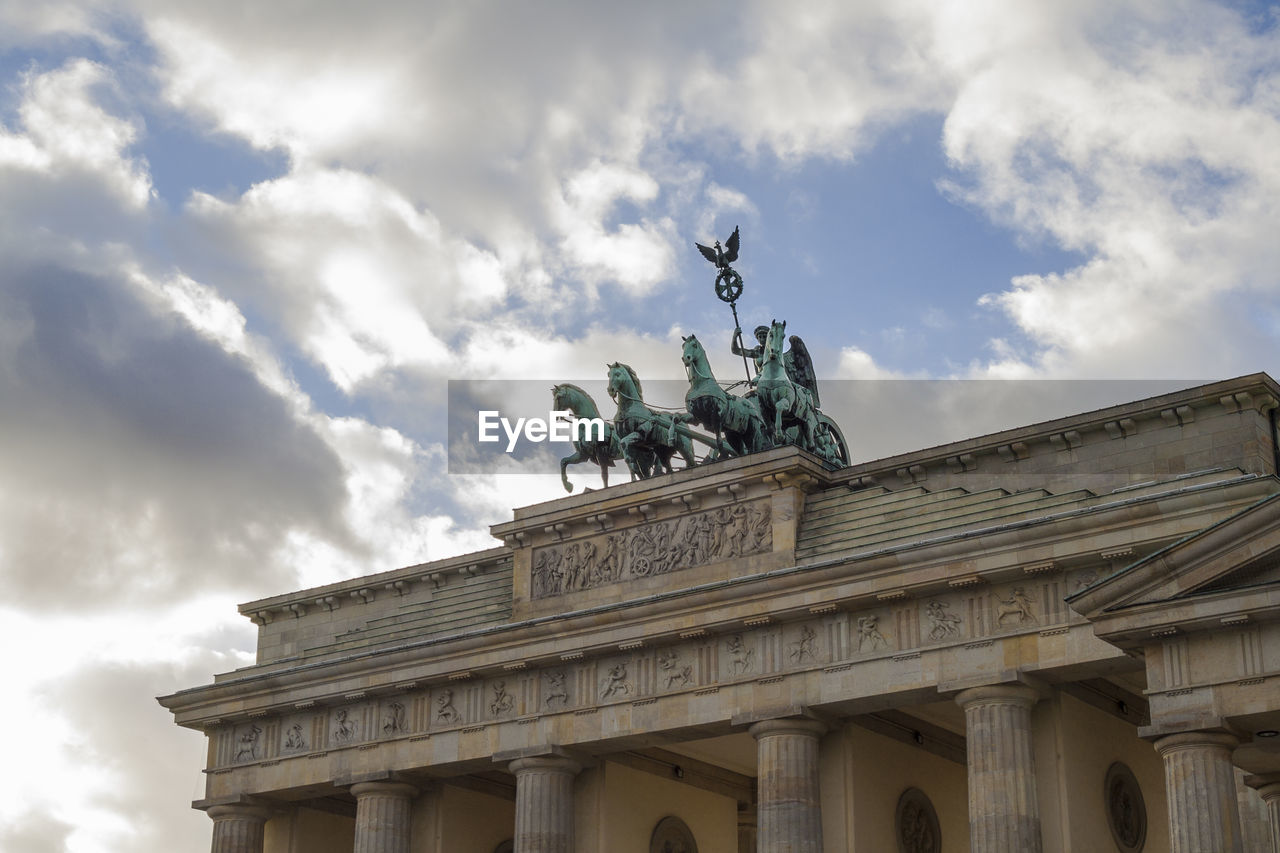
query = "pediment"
xmin=1068 ymin=492 xmax=1280 ymax=617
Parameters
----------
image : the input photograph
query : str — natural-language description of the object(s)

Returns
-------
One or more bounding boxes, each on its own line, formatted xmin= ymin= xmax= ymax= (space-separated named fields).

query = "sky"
xmin=1 ymin=1 xmax=1279 ymax=850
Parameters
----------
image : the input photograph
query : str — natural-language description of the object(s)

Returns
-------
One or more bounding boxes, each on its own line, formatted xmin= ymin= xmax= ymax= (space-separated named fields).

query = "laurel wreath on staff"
xmin=695 ymin=225 xmax=751 ymax=381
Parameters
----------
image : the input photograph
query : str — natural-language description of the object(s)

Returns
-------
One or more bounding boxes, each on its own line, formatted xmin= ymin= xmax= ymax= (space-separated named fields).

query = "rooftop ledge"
xmin=239 ymin=372 xmax=1280 ymax=619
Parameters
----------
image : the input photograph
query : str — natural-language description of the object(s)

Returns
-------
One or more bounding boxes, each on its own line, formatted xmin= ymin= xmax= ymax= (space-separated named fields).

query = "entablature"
xmin=161 ymin=469 xmax=1271 ymax=733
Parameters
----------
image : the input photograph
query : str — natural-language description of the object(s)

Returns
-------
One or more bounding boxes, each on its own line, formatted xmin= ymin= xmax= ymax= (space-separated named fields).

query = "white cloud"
xmin=834 ymin=345 xmax=910 ymax=380
xmin=551 ymin=161 xmax=676 ymax=296
xmin=938 ymin=1 xmax=1280 ymax=376
xmin=680 ymin=1 xmax=950 ymax=161
xmin=0 ymin=59 xmax=152 ymax=208
xmin=0 ymin=0 xmax=106 ymax=48
xmin=185 ymin=168 xmax=474 ymax=390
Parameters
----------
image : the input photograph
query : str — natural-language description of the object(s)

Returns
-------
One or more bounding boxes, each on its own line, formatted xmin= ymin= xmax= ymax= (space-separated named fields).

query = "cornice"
xmin=159 ymin=472 xmax=1271 ymax=725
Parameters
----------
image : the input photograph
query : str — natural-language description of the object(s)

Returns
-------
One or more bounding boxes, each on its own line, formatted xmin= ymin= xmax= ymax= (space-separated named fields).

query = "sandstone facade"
xmin=161 ymin=374 xmax=1280 ymax=852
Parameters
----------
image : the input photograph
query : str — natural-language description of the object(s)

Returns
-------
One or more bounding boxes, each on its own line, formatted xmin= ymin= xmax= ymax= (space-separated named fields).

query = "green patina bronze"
xmin=554 ymin=225 xmax=849 ymax=490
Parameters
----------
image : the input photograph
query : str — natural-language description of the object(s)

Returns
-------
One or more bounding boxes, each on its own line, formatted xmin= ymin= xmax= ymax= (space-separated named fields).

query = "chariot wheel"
xmin=816 ymin=414 xmax=849 ymax=467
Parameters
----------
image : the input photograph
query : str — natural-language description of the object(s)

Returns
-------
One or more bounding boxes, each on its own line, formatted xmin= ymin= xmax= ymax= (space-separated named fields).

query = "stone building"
xmin=160 ymin=374 xmax=1280 ymax=853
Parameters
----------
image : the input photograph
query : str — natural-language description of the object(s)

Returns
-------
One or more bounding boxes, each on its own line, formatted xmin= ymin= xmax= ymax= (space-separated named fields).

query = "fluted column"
xmin=510 ymin=755 xmax=582 ymax=853
xmin=207 ymin=803 xmax=269 ymax=853
xmin=1154 ymin=732 xmax=1243 ymax=853
xmin=956 ymin=684 xmax=1042 ymax=853
xmin=737 ymin=805 xmax=758 ymax=853
xmin=351 ymin=781 xmax=418 ymax=853
xmin=749 ymin=717 xmax=827 ymax=853
xmin=1256 ymin=780 xmax=1280 ymax=853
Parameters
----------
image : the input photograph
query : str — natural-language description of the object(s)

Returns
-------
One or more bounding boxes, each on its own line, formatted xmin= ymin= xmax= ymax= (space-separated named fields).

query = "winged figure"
xmin=695 ymin=226 xmax=740 ymax=271
xmin=784 ymin=334 xmax=820 ymax=409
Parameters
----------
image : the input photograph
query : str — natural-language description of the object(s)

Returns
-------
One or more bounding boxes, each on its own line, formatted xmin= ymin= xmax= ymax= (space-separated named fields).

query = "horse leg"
xmin=560 ymin=448 xmax=585 ymax=493
xmin=619 ymin=435 xmax=640 ymax=480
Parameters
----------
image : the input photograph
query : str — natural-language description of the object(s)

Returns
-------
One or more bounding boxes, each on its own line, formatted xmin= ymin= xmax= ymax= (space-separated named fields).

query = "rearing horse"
xmin=607 ymin=362 xmax=696 ymax=478
xmin=551 ymin=383 xmax=627 ymax=492
xmin=679 ymin=334 xmax=771 ymax=458
xmin=756 ymin=319 xmax=820 ymax=450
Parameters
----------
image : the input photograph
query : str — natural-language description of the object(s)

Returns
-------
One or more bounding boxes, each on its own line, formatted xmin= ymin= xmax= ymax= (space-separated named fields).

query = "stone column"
xmin=351 ymin=781 xmax=418 ymax=853
xmin=736 ymin=805 xmax=758 ymax=853
xmin=956 ymin=684 xmax=1042 ymax=853
xmin=1255 ymin=780 xmax=1280 ymax=853
xmin=749 ymin=717 xmax=826 ymax=853
xmin=1154 ymin=732 xmax=1244 ymax=853
xmin=509 ymin=755 xmax=582 ymax=853
xmin=207 ymin=803 xmax=269 ymax=853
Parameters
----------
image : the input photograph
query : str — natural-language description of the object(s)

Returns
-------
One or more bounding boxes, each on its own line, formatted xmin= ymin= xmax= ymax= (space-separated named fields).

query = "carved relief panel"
xmin=531 ymin=500 xmax=773 ymax=598
xmin=895 ymin=788 xmax=940 ymax=853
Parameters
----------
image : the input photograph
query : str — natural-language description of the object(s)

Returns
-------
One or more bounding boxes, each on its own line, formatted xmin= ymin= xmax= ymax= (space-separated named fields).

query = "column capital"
xmin=508 ymin=754 xmax=582 ymax=776
xmin=206 ymin=803 xmax=271 ymax=822
xmin=748 ymin=717 xmax=828 ymax=740
xmin=349 ymin=781 xmax=419 ymax=800
xmin=955 ymin=683 xmax=1040 ymax=710
xmin=1152 ymin=730 xmax=1240 ymax=757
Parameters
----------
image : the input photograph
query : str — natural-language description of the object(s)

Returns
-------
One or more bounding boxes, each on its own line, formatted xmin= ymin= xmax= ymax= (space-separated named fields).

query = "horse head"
xmin=764 ymin=319 xmax=787 ymax=362
xmin=607 ymin=362 xmax=641 ymax=402
xmin=681 ymin=333 xmax=703 ymax=367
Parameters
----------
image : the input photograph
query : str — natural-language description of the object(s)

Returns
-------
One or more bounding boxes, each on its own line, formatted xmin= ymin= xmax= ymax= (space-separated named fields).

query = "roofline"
xmin=829 ymin=372 xmax=1279 ymax=485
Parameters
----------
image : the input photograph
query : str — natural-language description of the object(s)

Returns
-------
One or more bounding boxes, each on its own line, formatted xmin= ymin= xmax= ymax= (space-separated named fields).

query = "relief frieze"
xmin=543 ymin=669 xmax=570 ymax=707
xmin=234 ymin=724 xmax=262 ymax=762
xmin=489 ymin=681 xmax=515 ymax=716
xmin=331 ymin=707 xmax=359 ymax=745
xmin=925 ymin=601 xmax=961 ymax=641
xmin=857 ymin=614 xmax=889 ymax=652
xmin=381 ymin=701 xmax=406 ymax=736
xmin=995 ymin=587 xmax=1037 ymax=627
xmin=208 ymin=569 xmax=1091 ymax=769
xmin=283 ymin=722 xmax=306 ymax=752
xmin=434 ymin=688 xmax=462 ymax=725
xmin=600 ymin=662 xmax=633 ymax=699
xmin=531 ymin=500 xmax=773 ymax=598
xmin=658 ymin=649 xmax=693 ymax=689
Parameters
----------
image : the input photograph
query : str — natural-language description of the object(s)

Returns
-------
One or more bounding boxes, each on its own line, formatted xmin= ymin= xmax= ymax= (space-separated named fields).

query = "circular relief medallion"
xmin=1104 ymin=762 xmax=1147 ymax=852
xmin=650 ymin=815 xmax=698 ymax=853
xmin=895 ymin=788 xmax=941 ymax=853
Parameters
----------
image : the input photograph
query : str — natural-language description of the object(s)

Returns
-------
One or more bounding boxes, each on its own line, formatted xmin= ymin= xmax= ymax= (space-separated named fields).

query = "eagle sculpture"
xmin=695 ymin=226 xmax=740 ymax=271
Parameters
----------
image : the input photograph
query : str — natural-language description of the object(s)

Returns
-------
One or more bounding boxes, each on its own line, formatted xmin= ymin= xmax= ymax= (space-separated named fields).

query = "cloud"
xmin=679 ymin=1 xmax=951 ymax=161
xmin=0 ymin=263 xmax=353 ymax=610
xmin=0 ymin=59 xmax=152 ymax=209
xmin=939 ymin=0 xmax=1280 ymax=376
xmin=0 ymin=809 xmax=74 ymax=853
xmin=0 ymin=0 xmax=106 ymax=49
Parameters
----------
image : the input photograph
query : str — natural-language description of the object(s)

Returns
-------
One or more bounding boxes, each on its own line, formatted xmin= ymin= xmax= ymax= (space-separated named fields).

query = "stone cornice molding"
xmin=238 ymin=546 xmax=513 ymax=623
xmin=492 ymin=445 xmax=830 ymax=546
xmin=1070 ymin=489 xmax=1280 ymax=643
xmin=1070 ymin=492 xmax=1280 ymax=612
xmin=824 ymin=373 xmax=1280 ymax=491
xmin=159 ymin=476 xmax=1273 ymax=725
